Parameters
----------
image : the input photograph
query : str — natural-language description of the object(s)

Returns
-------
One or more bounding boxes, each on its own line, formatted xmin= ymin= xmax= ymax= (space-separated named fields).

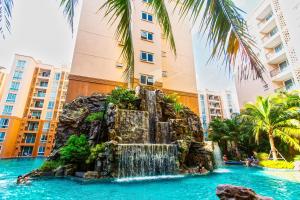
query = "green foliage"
xmin=86 ymin=143 xmax=106 ymax=164
xmin=294 ymin=155 xmax=300 ymax=161
xmin=60 ymin=134 xmax=90 ymax=164
xmin=259 ymin=160 xmax=294 ymax=169
xmin=107 ymin=87 xmax=138 ymax=109
xmin=85 ymin=112 xmax=105 ymax=123
xmin=163 ymin=93 xmax=179 ymax=104
xmin=256 ymin=153 xmax=269 ymax=161
xmin=173 ymin=102 xmax=184 ymax=115
xmin=39 ymin=160 xmax=63 ymax=172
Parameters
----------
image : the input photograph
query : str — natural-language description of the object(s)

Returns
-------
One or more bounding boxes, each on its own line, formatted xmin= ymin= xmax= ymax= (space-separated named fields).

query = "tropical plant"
xmin=85 ymin=111 xmax=105 ymax=123
xmin=1 ymin=0 xmax=264 ymax=87
xmin=259 ymin=160 xmax=294 ymax=169
xmin=107 ymin=87 xmax=138 ymax=109
xmin=86 ymin=143 xmax=105 ymax=164
xmin=163 ymin=93 xmax=180 ymax=104
xmin=242 ymin=95 xmax=300 ymax=160
xmin=60 ymin=134 xmax=90 ymax=164
xmin=39 ymin=160 xmax=63 ymax=172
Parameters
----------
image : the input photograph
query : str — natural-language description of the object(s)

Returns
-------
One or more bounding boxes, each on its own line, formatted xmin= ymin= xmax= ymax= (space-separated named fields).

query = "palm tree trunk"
xmin=268 ymin=130 xmax=278 ymax=160
xmin=234 ymin=140 xmax=241 ymax=159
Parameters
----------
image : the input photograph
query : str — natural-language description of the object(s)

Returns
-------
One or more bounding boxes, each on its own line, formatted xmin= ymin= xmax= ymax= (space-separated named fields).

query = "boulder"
xmin=216 ymin=184 xmax=273 ymax=200
xmin=64 ymin=164 xmax=76 ymax=176
xmin=53 ymin=166 xmax=65 ymax=177
xmin=83 ymin=171 xmax=99 ymax=179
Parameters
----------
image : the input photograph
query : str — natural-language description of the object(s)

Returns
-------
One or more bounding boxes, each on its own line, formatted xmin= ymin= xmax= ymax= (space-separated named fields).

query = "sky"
xmin=0 ymin=0 xmax=259 ymax=91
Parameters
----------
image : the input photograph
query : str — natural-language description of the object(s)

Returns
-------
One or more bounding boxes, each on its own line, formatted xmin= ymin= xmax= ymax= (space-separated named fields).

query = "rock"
xmin=54 ymin=166 xmax=64 ymax=177
xmin=75 ymin=172 xmax=85 ymax=178
xmin=83 ymin=171 xmax=99 ymax=179
xmin=216 ymin=184 xmax=273 ymax=200
xmin=64 ymin=164 xmax=76 ymax=176
xmin=294 ymin=161 xmax=300 ymax=171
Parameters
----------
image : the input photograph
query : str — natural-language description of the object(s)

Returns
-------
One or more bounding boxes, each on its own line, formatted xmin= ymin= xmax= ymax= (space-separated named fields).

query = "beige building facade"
xmin=0 ymin=66 xmax=7 ymax=101
xmin=67 ymin=0 xmax=199 ymax=114
xmin=236 ymin=0 xmax=300 ymax=107
xmin=0 ymin=54 xmax=69 ymax=158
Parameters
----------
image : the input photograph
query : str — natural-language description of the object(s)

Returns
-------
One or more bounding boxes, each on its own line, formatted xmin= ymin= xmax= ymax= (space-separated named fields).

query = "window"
xmin=3 ymin=105 xmax=13 ymax=116
xmin=37 ymin=90 xmax=46 ymax=97
xmin=140 ymin=74 xmax=154 ymax=85
xmin=6 ymin=93 xmax=17 ymax=103
xmin=55 ymin=73 xmax=61 ymax=81
xmin=16 ymin=60 xmax=26 ymax=69
xmin=40 ymin=135 xmax=48 ymax=143
xmin=31 ymin=111 xmax=41 ymax=119
xmin=274 ymin=43 xmax=283 ymax=53
xmin=284 ymin=79 xmax=294 ymax=90
xmin=21 ymin=146 xmax=33 ymax=156
xmin=142 ymin=0 xmax=152 ymax=3
xmin=0 ymin=119 xmax=9 ymax=128
xmin=38 ymin=146 xmax=45 ymax=156
xmin=269 ymin=27 xmax=278 ymax=37
xmin=279 ymin=60 xmax=288 ymax=71
xmin=43 ymin=122 xmax=50 ymax=131
xmin=140 ymin=51 xmax=154 ymax=62
xmin=24 ymin=133 xmax=36 ymax=144
xmin=0 ymin=132 xmax=5 ymax=142
xmin=265 ymin=12 xmax=273 ymax=21
xmin=48 ymin=101 xmax=55 ymax=109
xmin=40 ymin=81 xmax=48 ymax=87
xmin=46 ymin=111 xmax=52 ymax=120
xmin=141 ymin=12 xmax=153 ymax=22
xmin=13 ymin=71 xmax=23 ymax=80
xmin=10 ymin=81 xmax=20 ymax=91
xmin=141 ymin=30 xmax=153 ymax=41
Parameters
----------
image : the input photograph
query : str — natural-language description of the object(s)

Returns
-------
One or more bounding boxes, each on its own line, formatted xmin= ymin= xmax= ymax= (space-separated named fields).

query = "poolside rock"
xmin=83 ymin=171 xmax=99 ymax=179
xmin=54 ymin=166 xmax=65 ymax=177
xmin=216 ymin=184 xmax=273 ymax=200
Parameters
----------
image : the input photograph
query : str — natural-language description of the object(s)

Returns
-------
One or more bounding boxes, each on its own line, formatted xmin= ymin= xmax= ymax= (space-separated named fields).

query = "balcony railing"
xmin=270 ymin=65 xmax=290 ymax=78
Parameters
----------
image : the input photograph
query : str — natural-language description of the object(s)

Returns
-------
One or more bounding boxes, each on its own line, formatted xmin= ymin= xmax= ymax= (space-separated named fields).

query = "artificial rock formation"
xmin=43 ymin=87 xmax=213 ymax=179
xmin=216 ymin=185 xmax=273 ymax=200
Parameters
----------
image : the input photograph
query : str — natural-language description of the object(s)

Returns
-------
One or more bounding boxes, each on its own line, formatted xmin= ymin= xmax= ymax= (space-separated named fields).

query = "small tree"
xmin=60 ymin=134 xmax=90 ymax=164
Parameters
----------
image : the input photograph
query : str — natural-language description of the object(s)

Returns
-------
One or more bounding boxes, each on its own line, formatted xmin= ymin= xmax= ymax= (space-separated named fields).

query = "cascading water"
xmin=213 ymin=142 xmax=223 ymax=167
xmin=156 ymin=122 xmax=171 ymax=144
xmin=146 ymin=90 xmax=157 ymax=143
xmin=117 ymin=144 xmax=178 ymax=178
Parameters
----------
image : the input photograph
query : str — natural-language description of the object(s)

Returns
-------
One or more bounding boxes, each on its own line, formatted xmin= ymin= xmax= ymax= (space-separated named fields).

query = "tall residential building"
xmin=0 ymin=67 xmax=7 ymax=101
xmin=67 ymin=0 xmax=199 ymax=114
xmin=236 ymin=0 xmax=300 ymax=107
xmin=198 ymin=89 xmax=240 ymax=139
xmin=0 ymin=54 xmax=69 ymax=158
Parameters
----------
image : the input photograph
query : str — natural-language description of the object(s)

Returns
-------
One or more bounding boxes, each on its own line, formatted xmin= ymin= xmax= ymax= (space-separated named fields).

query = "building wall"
xmin=0 ymin=54 xmax=69 ymax=158
xmin=68 ymin=0 xmax=199 ymax=113
xmin=0 ymin=67 xmax=7 ymax=101
xmin=236 ymin=0 xmax=300 ymax=107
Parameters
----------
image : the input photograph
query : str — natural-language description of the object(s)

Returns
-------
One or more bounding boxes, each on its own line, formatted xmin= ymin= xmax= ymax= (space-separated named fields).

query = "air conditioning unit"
xmin=116 ymin=63 xmax=124 ymax=68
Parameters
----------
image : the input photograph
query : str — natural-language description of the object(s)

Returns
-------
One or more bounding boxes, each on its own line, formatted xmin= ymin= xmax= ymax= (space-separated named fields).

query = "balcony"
xmin=266 ymin=50 xmax=287 ymax=65
xmin=262 ymin=32 xmax=281 ymax=48
xmin=270 ymin=66 xmax=293 ymax=81
xmin=258 ymin=16 xmax=276 ymax=34
xmin=275 ymin=84 xmax=297 ymax=93
xmin=36 ymin=82 xmax=49 ymax=88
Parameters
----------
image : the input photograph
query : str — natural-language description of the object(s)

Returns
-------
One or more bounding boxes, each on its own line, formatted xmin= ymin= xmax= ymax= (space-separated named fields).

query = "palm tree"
xmin=1 ymin=0 xmax=265 ymax=88
xmin=242 ymin=95 xmax=300 ymax=160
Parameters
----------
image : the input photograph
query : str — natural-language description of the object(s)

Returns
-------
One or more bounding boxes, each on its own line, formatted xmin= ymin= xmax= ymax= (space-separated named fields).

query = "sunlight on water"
xmin=213 ymin=168 xmax=231 ymax=173
xmin=115 ymin=175 xmax=185 ymax=182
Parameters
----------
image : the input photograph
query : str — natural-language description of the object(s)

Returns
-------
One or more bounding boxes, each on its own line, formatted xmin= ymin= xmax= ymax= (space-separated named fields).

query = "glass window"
xmin=38 ymin=146 xmax=45 ymax=156
xmin=141 ymin=30 xmax=153 ymax=41
xmin=10 ymin=81 xmax=20 ymax=91
xmin=3 ymin=105 xmax=13 ymax=116
xmin=16 ymin=60 xmax=26 ymax=68
xmin=140 ymin=74 xmax=154 ymax=85
xmin=13 ymin=71 xmax=23 ymax=80
xmin=46 ymin=111 xmax=52 ymax=120
xmin=142 ymin=0 xmax=152 ymax=3
xmin=0 ymin=119 xmax=9 ymax=128
xmin=48 ymin=101 xmax=55 ymax=109
xmin=141 ymin=12 xmax=153 ymax=22
xmin=279 ymin=60 xmax=288 ymax=71
xmin=140 ymin=51 xmax=154 ymax=62
xmin=55 ymin=73 xmax=61 ymax=81
xmin=40 ymin=81 xmax=48 ymax=87
xmin=274 ymin=43 xmax=283 ymax=53
xmin=43 ymin=122 xmax=50 ymax=131
xmin=40 ymin=135 xmax=48 ymax=143
xmin=265 ymin=12 xmax=273 ymax=21
xmin=21 ymin=146 xmax=33 ymax=156
xmin=269 ymin=27 xmax=278 ymax=37
xmin=24 ymin=133 xmax=36 ymax=144
xmin=6 ymin=93 xmax=17 ymax=103
xmin=0 ymin=132 xmax=5 ymax=142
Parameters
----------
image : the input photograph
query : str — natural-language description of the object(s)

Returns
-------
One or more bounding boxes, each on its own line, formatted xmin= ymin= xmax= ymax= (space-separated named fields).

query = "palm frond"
xmin=60 ymin=0 xmax=79 ymax=33
xmin=177 ymin=0 xmax=265 ymax=81
xmin=149 ymin=0 xmax=176 ymax=55
xmin=274 ymin=130 xmax=300 ymax=152
xmin=0 ymin=0 xmax=13 ymax=39
xmin=101 ymin=0 xmax=134 ymax=87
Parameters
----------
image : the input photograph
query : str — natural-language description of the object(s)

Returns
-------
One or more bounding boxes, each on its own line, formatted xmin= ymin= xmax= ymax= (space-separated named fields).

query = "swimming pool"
xmin=0 ymin=158 xmax=299 ymax=200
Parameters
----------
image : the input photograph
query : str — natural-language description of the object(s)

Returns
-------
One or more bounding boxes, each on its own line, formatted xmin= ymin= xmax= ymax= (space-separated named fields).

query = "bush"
xmin=60 ymin=134 xmax=90 ymax=164
xmin=163 ymin=93 xmax=179 ymax=104
xmin=294 ymin=155 xmax=300 ymax=161
xmin=259 ymin=160 xmax=294 ymax=169
xmin=40 ymin=160 xmax=63 ymax=172
xmin=174 ymin=102 xmax=184 ymax=115
xmin=86 ymin=143 xmax=106 ymax=164
xmin=85 ymin=111 xmax=104 ymax=123
xmin=256 ymin=152 xmax=269 ymax=161
xmin=107 ymin=87 xmax=138 ymax=109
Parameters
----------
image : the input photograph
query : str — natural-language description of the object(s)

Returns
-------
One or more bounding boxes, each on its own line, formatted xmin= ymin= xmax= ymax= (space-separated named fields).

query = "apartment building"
xmin=67 ymin=0 xmax=199 ymax=114
xmin=199 ymin=89 xmax=240 ymax=139
xmin=0 ymin=54 xmax=69 ymax=158
xmin=236 ymin=0 xmax=300 ymax=107
xmin=0 ymin=67 xmax=7 ymax=101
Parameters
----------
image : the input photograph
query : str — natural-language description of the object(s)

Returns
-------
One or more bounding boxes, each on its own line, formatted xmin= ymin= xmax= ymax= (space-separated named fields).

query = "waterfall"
xmin=146 ymin=90 xmax=157 ymax=143
xmin=117 ymin=144 xmax=178 ymax=178
xmin=156 ymin=122 xmax=170 ymax=144
xmin=213 ymin=142 xmax=223 ymax=167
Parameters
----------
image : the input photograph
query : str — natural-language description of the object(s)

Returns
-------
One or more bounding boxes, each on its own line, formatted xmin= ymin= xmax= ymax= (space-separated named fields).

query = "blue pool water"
xmin=1 ymin=159 xmax=300 ymax=200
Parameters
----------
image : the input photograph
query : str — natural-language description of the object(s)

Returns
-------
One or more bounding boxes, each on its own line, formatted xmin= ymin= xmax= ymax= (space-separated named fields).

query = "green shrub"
xmin=174 ymin=102 xmax=184 ymax=115
xmin=86 ymin=143 xmax=106 ymax=164
xmin=259 ymin=160 xmax=294 ymax=169
xmin=107 ymin=87 xmax=138 ymax=109
xmin=163 ymin=93 xmax=179 ymax=104
xmin=256 ymin=152 xmax=269 ymax=161
xmin=60 ymin=134 xmax=90 ymax=164
xmin=294 ymin=155 xmax=300 ymax=161
xmin=40 ymin=160 xmax=63 ymax=172
xmin=85 ymin=111 xmax=105 ymax=123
